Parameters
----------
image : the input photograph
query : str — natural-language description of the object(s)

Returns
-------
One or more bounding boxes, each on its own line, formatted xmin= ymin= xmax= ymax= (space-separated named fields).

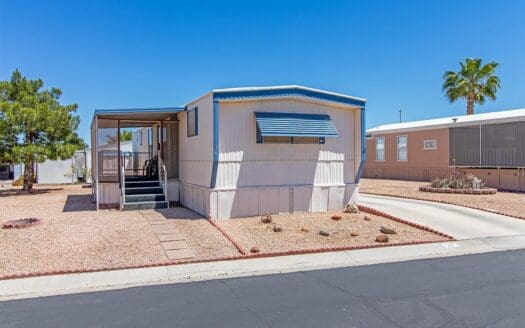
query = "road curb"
xmin=1 ymin=235 xmax=525 ymax=302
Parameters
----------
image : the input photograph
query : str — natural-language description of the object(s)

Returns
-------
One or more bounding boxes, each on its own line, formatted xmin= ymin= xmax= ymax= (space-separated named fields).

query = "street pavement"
xmin=1 ymin=249 xmax=525 ymax=327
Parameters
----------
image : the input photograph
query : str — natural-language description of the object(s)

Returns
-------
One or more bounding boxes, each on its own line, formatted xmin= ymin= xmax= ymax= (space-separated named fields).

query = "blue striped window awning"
xmin=254 ymin=112 xmax=339 ymax=138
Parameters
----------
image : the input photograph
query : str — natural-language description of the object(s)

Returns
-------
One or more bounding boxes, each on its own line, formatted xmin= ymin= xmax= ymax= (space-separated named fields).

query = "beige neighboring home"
xmin=364 ymin=108 xmax=525 ymax=191
xmin=91 ymin=85 xmax=367 ymax=218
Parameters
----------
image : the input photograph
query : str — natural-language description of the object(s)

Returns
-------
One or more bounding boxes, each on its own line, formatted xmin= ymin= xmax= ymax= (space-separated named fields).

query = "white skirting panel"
xmin=205 ymin=184 xmax=358 ymax=220
xmin=179 ymin=182 xmax=211 ymax=218
xmin=166 ymin=179 xmax=180 ymax=202
xmin=98 ymin=182 xmax=120 ymax=206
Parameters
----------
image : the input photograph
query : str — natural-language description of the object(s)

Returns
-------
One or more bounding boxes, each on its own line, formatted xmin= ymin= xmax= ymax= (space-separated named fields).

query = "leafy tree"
xmin=443 ymin=58 xmax=500 ymax=115
xmin=105 ymin=130 xmax=132 ymax=144
xmin=0 ymin=69 xmax=86 ymax=191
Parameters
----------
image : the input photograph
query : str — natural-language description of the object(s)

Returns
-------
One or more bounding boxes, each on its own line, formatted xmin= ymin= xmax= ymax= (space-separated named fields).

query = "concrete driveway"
xmin=359 ymin=194 xmax=525 ymax=240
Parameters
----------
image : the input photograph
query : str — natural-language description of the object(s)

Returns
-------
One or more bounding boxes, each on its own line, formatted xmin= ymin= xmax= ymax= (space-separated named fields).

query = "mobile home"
xmin=364 ymin=108 xmax=525 ymax=191
xmin=91 ymin=85 xmax=366 ymax=219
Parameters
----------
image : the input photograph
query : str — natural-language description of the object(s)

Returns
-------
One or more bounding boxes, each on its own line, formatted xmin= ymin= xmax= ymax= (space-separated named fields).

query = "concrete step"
xmin=125 ymin=176 xmax=159 ymax=182
xmin=125 ymin=193 xmax=166 ymax=203
xmin=122 ymin=201 xmax=168 ymax=211
xmin=125 ymin=181 xmax=160 ymax=188
xmin=125 ymin=186 xmax=163 ymax=195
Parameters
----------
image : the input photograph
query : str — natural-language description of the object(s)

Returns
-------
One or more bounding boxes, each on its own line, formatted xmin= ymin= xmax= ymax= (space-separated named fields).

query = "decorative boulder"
xmin=331 ymin=214 xmax=342 ymax=221
xmin=261 ymin=214 xmax=272 ymax=224
xmin=273 ymin=225 xmax=283 ymax=232
xmin=375 ymin=235 xmax=389 ymax=243
xmin=350 ymin=232 xmax=359 ymax=237
xmin=343 ymin=204 xmax=359 ymax=214
xmin=364 ymin=216 xmax=372 ymax=221
xmin=380 ymin=226 xmax=397 ymax=234
xmin=319 ymin=230 xmax=330 ymax=236
xmin=250 ymin=246 xmax=260 ymax=254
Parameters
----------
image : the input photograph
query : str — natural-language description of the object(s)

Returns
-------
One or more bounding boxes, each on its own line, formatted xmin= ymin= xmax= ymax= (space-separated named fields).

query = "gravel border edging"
xmin=0 ymin=207 xmax=454 ymax=281
xmin=361 ymin=191 xmax=525 ymax=221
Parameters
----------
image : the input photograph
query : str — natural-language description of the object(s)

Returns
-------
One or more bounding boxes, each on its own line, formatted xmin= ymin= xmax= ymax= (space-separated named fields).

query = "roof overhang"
xmin=93 ymin=107 xmax=185 ymax=121
xmin=212 ymin=85 xmax=366 ymax=108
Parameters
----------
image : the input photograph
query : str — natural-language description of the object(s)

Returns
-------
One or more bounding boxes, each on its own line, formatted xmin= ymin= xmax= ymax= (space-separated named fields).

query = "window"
xmin=397 ymin=135 xmax=408 ymax=161
xmin=256 ymin=135 xmax=325 ymax=144
xmin=187 ymin=107 xmax=198 ymax=137
xmin=423 ymin=139 xmax=437 ymax=150
xmin=376 ymin=137 xmax=385 ymax=161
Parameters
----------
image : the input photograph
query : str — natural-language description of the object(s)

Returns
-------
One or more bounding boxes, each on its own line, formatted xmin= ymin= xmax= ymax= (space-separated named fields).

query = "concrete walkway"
xmin=2 ymin=234 xmax=525 ymax=301
xmin=360 ymin=193 xmax=525 ymax=239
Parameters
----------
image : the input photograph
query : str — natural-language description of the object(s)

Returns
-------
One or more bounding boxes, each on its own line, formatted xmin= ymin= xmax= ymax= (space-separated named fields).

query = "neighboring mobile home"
xmin=363 ymin=109 xmax=525 ymax=191
xmin=91 ymin=85 xmax=366 ymax=219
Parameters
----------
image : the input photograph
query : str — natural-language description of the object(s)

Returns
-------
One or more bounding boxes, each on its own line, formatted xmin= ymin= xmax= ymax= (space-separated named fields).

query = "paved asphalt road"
xmin=2 ymin=250 xmax=525 ymax=328
xmin=360 ymin=193 xmax=525 ymax=239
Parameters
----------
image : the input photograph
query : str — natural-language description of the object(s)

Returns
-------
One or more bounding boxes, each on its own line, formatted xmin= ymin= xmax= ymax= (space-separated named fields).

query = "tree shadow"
xmin=63 ymin=194 xmax=97 ymax=212
xmin=0 ymin=188 xmax=64 ymax=197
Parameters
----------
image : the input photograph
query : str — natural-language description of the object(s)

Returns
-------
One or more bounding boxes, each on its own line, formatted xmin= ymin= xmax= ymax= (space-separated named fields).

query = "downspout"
xmin=355 ymin=107 xmax=366 ymax=183
xmin=210 ymin=98 xmax=219 ymax=189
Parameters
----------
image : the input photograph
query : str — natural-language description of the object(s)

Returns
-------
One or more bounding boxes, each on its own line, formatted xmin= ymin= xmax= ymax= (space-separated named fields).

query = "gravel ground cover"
xmin=359 ymin=178 xmax=525 ymax=219
xmin=217 ymin=211 xmax=448 ymax=254
xmin=0 ymin=185 xmax=237 ymax=278
xmin=156 ymin=208 xmax=241 ymax=260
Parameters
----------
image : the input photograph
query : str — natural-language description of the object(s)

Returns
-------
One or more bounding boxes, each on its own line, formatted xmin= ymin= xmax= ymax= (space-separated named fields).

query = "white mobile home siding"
xmin=178 ymin=93 xmax=214 ymax=216
xmin=210 ymin=98 xmax=360 ymax=219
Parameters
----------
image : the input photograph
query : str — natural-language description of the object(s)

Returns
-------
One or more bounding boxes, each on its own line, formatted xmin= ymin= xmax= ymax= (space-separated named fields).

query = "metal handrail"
xmin=158 ymin=155 xmax=169 ymax=208
xmin=120 ymin=160 xmax=126 ymax=210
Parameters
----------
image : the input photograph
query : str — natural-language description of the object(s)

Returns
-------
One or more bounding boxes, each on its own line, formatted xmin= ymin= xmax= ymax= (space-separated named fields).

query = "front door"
xmin=161 ymin=121 xmax=179 ymax=179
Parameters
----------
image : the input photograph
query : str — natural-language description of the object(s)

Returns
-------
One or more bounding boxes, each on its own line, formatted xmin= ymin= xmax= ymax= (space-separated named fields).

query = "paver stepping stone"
xmin=166 ymin=248 xmax=195 ymax=260
xmin=162 ymin=240 xmax=188 ymax=250
xmin=151 ymin=225 xmax=180 ymax=234
xmin=158 ymin=233 xmax=186 ymax=242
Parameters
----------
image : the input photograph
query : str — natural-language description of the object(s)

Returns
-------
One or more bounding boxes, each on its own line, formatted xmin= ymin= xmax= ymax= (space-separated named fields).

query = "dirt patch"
xmin=360 ymin=178 xmax=525 ymax=219
xmin=216 ymin=211 xmax=448 ymax=254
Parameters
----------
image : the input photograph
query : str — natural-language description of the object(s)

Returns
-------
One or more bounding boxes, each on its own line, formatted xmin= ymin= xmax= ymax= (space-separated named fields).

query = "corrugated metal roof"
xmin=368 ymin=108 xmax=525 ymax=134
xmin=255 ymin=112 xmax=339 ymax=138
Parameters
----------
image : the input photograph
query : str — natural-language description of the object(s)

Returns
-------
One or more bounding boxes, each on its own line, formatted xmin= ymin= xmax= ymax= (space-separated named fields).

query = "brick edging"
xmin=358 ymin=205 xmax=454 ymax=239
xmin=0 ymin=209 xmax=454 ymax=282
xmin=361 ymin=191 xmax=525 ymax=221
xmin=207 ymin=219 xmax=248 ymax=255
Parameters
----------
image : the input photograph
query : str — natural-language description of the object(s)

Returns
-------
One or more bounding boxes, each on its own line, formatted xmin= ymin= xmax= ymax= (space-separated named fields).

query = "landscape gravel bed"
xmin=216 ymin=210 xmax=449 ymax=254
xmin=360 ymin=178 xmax=525 ymax=219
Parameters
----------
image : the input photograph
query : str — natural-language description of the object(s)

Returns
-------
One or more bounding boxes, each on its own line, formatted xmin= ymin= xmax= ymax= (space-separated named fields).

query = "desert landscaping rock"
xmin=343 ymin=204 xmax=359 ymax=214
xmin=331 ymin=214 xmax=342 ymax=221
xmin=376 ymin=235 xmax=389 ymax=243
xmin=350 ymin=232 xmax=359 ymax=237
xmin=217 ymin=210 xmax=447 ymax=254
xmin=250 ymin=246 xmax=260 ymax=253
xmin=261 ymin=214 xmax=272 ymax=224
xmin=319 ymin=230 xmax=330 ymax=236
xmin=273 ymin=225 xmax=283 ymax=232
xmin=2 ymin=217 xmax=40 ymax=229
xmin=364 ymin=216 xmax=372 ymax=221
xmin=380 ymin=226 xmax=397 ymax=234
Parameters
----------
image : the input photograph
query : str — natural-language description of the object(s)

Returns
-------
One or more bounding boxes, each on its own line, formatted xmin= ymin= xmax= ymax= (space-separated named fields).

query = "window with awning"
xmin=255 ymin=112 xmax=338 ymax=144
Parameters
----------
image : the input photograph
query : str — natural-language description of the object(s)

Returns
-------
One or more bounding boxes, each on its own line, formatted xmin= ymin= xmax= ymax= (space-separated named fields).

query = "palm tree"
xmin=442 ymin=58 xmax=500 ymax=115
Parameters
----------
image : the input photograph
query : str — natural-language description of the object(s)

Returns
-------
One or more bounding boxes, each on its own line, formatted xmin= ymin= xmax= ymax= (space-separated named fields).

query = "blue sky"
xmin=1 ymin=0 xmax=524 ymax=145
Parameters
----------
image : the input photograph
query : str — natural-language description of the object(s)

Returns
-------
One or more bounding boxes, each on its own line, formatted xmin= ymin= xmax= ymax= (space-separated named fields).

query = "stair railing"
xmin=158 ymin=154 xmax=169 ymax=208
xmin=119 ymin=156 xmax=126 ymax=210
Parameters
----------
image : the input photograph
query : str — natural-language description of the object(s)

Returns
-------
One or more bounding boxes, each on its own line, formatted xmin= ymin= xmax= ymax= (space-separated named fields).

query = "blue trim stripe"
xmin=210 ymin=100 xmax=219 ymax=189
xmin=355 ymin=107 xmax=366 ymax=183
xmin=95 ymin=107 xmax=185 ymax=116
xmin=213 ymin=87 xmax=365 ymax=107
xmin=254 ymin=112 xmax=339 ymax=138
